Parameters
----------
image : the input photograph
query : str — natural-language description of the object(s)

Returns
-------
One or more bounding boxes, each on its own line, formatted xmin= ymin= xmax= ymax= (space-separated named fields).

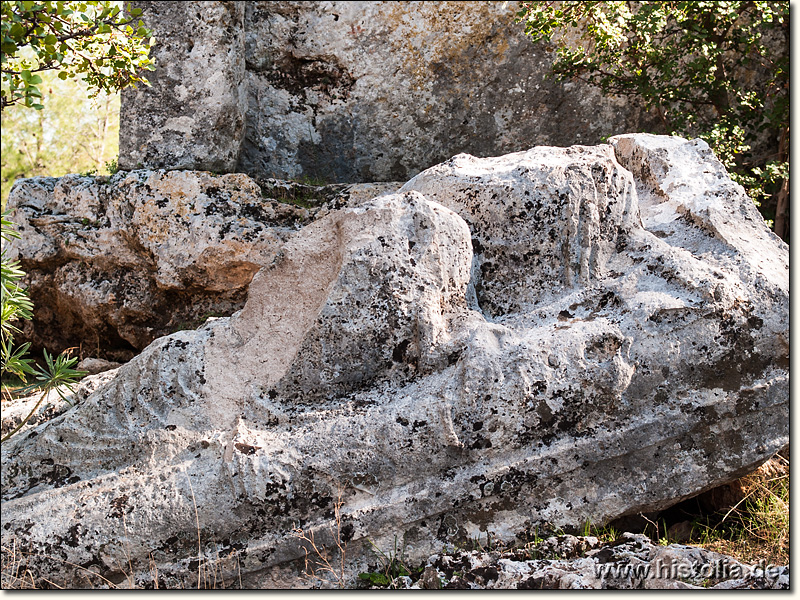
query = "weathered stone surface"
xmin=118 ymin=1 xmax=248 ymax=172
xmin=76 ymin=358 xmax=123 ymax=376
xmin=4 ymin=170 xmax=400 ymax=358
xmin=0 ymin=135 xmax=788 ymax=588
xmin=0 ymin=370 xmax=118 ymax=441
xmin=120 ymin=1 xmax=655 ymax=181
xmin=392 ymin=534 xmax=789 ymax=590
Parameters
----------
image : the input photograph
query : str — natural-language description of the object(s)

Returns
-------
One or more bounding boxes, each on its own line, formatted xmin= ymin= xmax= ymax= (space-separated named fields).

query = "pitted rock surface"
xmin=118 ymin=1 xmax=248 ymax=173
xmin=0 ymin=135 xmax=788 ymax=588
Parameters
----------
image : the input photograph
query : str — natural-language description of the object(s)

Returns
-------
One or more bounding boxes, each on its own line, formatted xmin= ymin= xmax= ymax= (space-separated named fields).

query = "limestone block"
xmin=118 ymin=1 xmax=248 ymax=172
xmin=1 ymin=136 xmax=788 ymax=588
xmin=5 ymin=170 xmax=399 ymax=358
xmin=119 ymin=1 xmax=653 ymax=181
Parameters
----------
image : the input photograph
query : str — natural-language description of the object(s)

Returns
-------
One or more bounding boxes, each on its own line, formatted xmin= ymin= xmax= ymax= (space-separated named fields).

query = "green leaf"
xmin=516 ymin=0 xmax=788 ymax=229
xmin=358 ymin=572 xmax=392 ymax=586
xmin=9 ymin=23 xmax=26 ymax=41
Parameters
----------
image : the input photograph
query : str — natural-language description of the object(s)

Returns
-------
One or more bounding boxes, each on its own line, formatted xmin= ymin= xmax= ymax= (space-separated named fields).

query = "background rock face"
xmin=119 ymin=1 xmax=654 ymax=181
xmin=1 ymin=136 xmax=788 ymax=588
xmin=119 ymin=1 xmax=248 ymax=172
xmin=5 ymin=170 xmax=399 ymax=359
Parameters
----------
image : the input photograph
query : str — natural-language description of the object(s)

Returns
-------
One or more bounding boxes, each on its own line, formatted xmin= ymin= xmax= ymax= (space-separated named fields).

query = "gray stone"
xmin=118 ymin=1 xmax=248 ymax=172
xmin=120 ymin=1 xmax=655 ymax=181
xmin=0 ymin=135 xmax=788 ymax=588
xmin=76 ymin=358 xmax=123 ymax=375
xmin=406 ymin=534 xmax=788 ymax=590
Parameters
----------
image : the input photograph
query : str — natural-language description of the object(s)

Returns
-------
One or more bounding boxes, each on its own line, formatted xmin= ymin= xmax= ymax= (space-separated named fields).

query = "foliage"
xmin=0 ymin=348 xmax=85 ymax=443
xmin=692 ymin=454 xmax=789 ymax=565
xmin=1 ymin=212 xmax=85 ymax=442
xmin=1 ymin=1 xmax=154 ymax=111
xmin=0 ymin=2 xmax=151 ymax=430
xmin=582 ymin=520 xmax=620 ymax=543
xmin=1 ymin=68 xmax=120 ymax=205
xmin=358 ymin=537 xmax=422 ymax=588
xmin=1 ymin=211 xmax=34 ymax=380
xmin=516 ymin=1 xmax=789 ymax=239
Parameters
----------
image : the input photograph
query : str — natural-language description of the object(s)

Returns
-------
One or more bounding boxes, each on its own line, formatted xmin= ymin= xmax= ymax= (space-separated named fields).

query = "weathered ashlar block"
xmin=119 ymin=1 xmax=654 ymax=182
xmin=0 ymin=134 xmax=788 ymax=587
xmin=119 ymin=1 xmax=248 ymax=173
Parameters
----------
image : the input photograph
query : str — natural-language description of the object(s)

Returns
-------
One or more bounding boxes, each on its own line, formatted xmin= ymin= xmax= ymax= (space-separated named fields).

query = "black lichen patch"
xmin=584 ymin=334 xmax=622 ymax=361
xmin=340 ymin=521 xmax=355 ymax=542
xmin=259 ymin=53 xmax=355 ymax=102
xmin=469 ymin=436 xmax=492 ymax=450
xmin=470 ymin=565 xmax=499 ymax=584
xmin=19 ymin=463 xmax=77 ymax=496
xmin=517 ymin=575 xmax=560 ymax=589
xmin=108 ymin=494 xmax=132 ymax=519
xmin=431 ymin=552 xmax=473 ymax=580
xmin=684 ymin=306 xmax=777 ymax=392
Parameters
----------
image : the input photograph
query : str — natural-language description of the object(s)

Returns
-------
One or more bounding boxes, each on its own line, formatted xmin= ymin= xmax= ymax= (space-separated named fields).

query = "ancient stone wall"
xmin=119 ymin=1 xmax=655 ymax=182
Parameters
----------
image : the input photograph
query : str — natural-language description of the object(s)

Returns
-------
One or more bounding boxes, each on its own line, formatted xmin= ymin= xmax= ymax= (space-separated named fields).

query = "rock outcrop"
xmin=120 ymin=1 xmax=656 ymax=181
xmin=401 ymin=534 xmax=789 ymax=590
xmin=0 ymin=135 xmax=788 ymax=588
xmin=4 ymin=170 xmax=399 ymax=359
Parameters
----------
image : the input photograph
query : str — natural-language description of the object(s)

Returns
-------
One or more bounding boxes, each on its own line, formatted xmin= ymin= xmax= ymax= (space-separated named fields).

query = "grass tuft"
xmin=691 ymin=453 xmax=789 ymax=565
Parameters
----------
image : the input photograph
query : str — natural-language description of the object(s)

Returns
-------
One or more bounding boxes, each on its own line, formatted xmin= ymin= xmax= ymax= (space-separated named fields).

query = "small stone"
xmin=421 ymin=567 xmax=442 ymax=590
xmin=666 ymin=520 xmax=693 ymax=543
xmin=77 ymin=358 xmax=122 ymax=375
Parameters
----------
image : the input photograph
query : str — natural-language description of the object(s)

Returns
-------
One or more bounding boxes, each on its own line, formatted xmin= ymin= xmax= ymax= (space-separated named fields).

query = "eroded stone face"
xmin=120 ymin=1 xmax=655 ymax=181
xmin=407 ymin=534 xmax=789 ymax=589
xmin=400 ymin=144 xmax=640 ymax=315
xmin=0 ymin=136 xmax=788 ymax=588
xmin=118 ymin=1 xmax=248 ymax=172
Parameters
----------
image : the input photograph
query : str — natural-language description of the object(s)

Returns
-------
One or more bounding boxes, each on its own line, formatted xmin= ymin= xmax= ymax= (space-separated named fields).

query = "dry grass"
xmin=1 ymin=539 xmax=124 ymax=589
xmin=290 ymin=490 xmax=349 ymax=588
xmin=1 ymin=538 xmax=37 ymax=589
xmin=691 ymin=453 xmax=789 ymax=566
